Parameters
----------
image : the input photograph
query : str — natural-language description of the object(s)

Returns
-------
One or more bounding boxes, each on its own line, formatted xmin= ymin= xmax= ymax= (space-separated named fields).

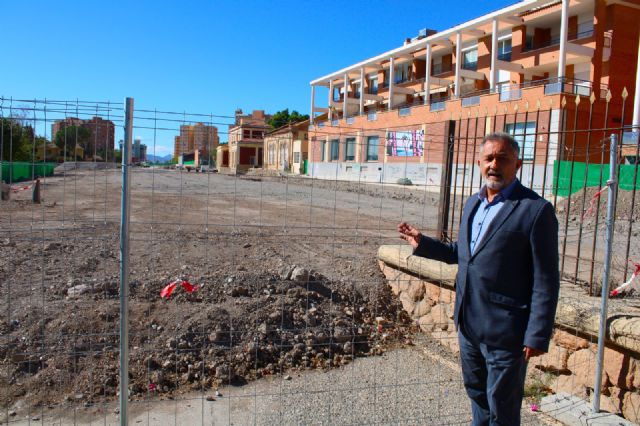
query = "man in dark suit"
xmin=398 ymin=132 xmax=559 ymax=425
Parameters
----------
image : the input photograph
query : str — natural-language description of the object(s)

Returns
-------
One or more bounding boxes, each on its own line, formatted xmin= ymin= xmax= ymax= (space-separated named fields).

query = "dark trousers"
xmin=458 ymin=330 xmax=527 ymax=426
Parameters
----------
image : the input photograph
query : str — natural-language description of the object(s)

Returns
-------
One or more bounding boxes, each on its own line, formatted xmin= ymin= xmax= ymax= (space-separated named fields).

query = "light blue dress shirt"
xmin=469 ymin=179 xmax=519 ymax=254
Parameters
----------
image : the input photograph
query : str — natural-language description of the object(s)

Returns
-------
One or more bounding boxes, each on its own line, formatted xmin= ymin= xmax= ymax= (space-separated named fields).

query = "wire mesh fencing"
xmin=1 ymin=93 xmax=639 ymax=425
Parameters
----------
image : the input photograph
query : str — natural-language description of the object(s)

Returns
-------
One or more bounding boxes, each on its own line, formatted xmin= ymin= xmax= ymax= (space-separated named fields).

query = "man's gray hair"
xmin=480 ymin=132 xmax=520 ymax=156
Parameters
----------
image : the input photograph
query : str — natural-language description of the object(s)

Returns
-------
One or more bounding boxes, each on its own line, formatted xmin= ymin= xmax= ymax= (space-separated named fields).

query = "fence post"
xmin=592 ymin=133 xmax=618 ymax=413
xmin=119 ymin=97 xmax=134 ymax=425
xmin=436 ymin=120 xmax=456 ymax=241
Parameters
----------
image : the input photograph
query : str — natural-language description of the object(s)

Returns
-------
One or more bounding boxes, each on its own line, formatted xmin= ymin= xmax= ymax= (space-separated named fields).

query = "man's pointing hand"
xmin=398 ymin=222 xmax=422 ymax=249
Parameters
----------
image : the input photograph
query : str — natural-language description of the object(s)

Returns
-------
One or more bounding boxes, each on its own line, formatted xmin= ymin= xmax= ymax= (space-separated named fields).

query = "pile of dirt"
xmin=559 ymin=186 xmax=640 ymax=221
xmin=0 ymin=224 xmax=412 ymax=410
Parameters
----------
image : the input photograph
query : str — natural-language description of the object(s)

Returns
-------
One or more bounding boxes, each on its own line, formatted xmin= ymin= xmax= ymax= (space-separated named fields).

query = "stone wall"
xmin=378 ymin=245 xmax=640 ymax=422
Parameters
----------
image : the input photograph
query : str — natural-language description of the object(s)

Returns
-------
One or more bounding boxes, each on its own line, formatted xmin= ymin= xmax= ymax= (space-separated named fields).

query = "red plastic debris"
xmin=609 ymin=260 xmax=640 ymax=297
xmin=582 ymin=186 xmax=609 ymax=221
xmin=180 ymin=281 xmax=198 ymax=293
xmin=160 ymin=282 xmax=178 ymax=299
xmin=160 ymin=280 xmax=199 ymax=299
xmin=148 ymin=383 xmax=157 ymax=391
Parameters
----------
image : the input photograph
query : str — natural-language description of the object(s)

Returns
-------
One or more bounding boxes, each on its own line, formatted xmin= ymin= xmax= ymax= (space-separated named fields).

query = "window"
xmin=293 ymin=152 xmax=301 ymax=163
xmin=330 ymin=139 xmax=339 ymax=161
xmin=462 ymin=48 xmax=478 ymax=71
xmin=366 ymin=136 xmax=379 ymax=161
xmin=243 ymin=129 xmax=251 ymax=139
xmin=345 ymin=137 xmax=356 ymax=161
xmin=355 ymin=82 xmax=361 ymax=99
xmin=394 ymin=62 xmax=411 ymax=84
xmin=320 ymin=141 xmax=326 ymax=161
xmin=505 ymin=122 xmax=536 ymax=161
xmin=498 ymin=39 xmax=512 ymax=62
xmin=432 ymin=55 xmax=443 ymax=74
xmin=252 ymin=130 xmax=263 ymax=139
xmin=333 ymin=86 xmax=341 ymax=102
xmin=268 ymin=144 xmax=276 ymax=164
xmin=368 ymin=76 xmax=378 ymax=94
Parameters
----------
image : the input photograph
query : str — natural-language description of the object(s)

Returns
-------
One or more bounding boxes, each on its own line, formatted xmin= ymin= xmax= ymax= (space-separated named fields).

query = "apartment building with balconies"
xmin=308 ymin=0 xmax=640 ymax=185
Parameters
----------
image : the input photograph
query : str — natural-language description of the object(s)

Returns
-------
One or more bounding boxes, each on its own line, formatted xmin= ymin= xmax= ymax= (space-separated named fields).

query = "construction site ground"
xmin=0 ymin=167 xmax=620 ymax=424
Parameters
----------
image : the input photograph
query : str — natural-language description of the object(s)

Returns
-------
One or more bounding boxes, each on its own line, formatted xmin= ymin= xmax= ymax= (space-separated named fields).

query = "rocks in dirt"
xmin=230 ymin=286 xmax=249 ymax=297
xmin=67 ymin=284 xmax=91 ymax=297
xmin=215 ymin=364 xmax=235 ymax=381
xmin=280 ymin=266 xmax=293 ymax=280
xmin=44 ymin=242 xmax=61 ymax=251
xmin=290 ymin=267 xmax=309 ymax=283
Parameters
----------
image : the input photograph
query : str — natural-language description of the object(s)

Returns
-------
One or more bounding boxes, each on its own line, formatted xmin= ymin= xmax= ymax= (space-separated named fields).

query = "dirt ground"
xmin=1 ymin=166 xmax=636 ymax=424
xmin=0 ymin=168 xmax=440 ymax=419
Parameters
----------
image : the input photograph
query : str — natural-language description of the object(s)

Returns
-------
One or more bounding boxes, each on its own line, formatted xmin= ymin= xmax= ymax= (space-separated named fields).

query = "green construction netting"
xmin=1 ymin=162 xmax=56 ymax=183
xmin=553 ymin=160 xmax=640 ymax=196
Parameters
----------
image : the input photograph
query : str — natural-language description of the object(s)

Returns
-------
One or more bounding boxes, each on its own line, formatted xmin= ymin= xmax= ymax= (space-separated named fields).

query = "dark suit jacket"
xmin=414 ymin=180 xmax=559 ymax=352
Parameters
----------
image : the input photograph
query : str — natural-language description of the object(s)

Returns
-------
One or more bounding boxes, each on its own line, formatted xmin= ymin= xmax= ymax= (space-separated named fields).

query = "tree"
xmin=267 ymin=109 xmax=309 ymax=129
xmin=1 ymin=118 xmax=37 ymax=162
xmin=54 ymin=126 xmax=91 ymax=160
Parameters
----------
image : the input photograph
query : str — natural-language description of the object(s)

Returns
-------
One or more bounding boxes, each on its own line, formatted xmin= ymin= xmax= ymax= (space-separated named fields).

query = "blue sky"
xmin=3 ymin=0 xmax=514 ymax=156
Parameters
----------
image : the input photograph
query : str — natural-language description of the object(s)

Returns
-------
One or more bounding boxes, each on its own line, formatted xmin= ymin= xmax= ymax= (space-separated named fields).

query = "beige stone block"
xmin=398 ymin=292 xmax=416 ymax=317
xmin=426 ymin=284 xmax=441 ymax=305
xmin=552 ymin=374 xmax=590 ymax=399
xmin=430 ymin=304 xmax=450 ymax=331
xmin=379 ymin=262 xmax=400 ymax=281
xmin=418 ymin=314 xmax=436 ymax=333
xmin=627 ymin=358 xmax=640 ymax=390
xmin=567 ymin=348 xmax=598 ymax=390
xmin=554 ymin=329 xmax=591 ymax=351
xmin=397 ymin=275 xmax=411 ymax=293
xmin=413 ymin=299 xmax=432 ymax=318
xmin=622 ymin=391 xmax=640 ymax=423
xmin=406 ymin=279 xmax=426 ymax=301
xmin=594 ymin=387 xmax=622 ymax=414
xmin=603 ymin=348 xmax=627 ymax=389
xmin=534 ymin=343 xmax=569 ymax=374
xmin=439 ymin=287 xmax=456 ymax=305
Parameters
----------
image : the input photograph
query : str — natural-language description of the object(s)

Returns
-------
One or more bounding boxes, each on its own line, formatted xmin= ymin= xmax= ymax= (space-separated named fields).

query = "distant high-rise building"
xmin=173 ymin=136 xmax=182 ymax=161
xmin=51 ymin=116 xmax=115 ymax=158
xmin=176 ymin=123 xmax=219 ymax=159
xmin=132 ymin=138 xmax=147 ymax=163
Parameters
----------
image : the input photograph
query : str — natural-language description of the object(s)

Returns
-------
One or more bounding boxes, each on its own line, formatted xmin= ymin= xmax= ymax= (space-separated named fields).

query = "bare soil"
xmin=1 ymin=168 xmax=433 ymax=415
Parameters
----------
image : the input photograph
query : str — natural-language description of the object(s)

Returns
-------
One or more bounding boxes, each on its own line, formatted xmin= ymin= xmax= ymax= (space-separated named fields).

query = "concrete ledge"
xmin=377 ymin=245 xmax=457 ymax=287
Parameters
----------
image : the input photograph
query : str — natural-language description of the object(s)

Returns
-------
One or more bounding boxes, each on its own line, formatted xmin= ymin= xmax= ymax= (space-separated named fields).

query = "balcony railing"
xmin=461 ymin=95 xmax=481 ymax=107
xmin=429 ymin=96 xmax=450 ymax=112
xmin=522 ymin=29 xmax=594 ymax=52
xmin=542 ymin=76 xmax=597 ymax=97
xmin=398 ymin=107 xmax=411 ymax=117
xmin=462 ymin=61 xmax=478 ymax=71
xmin=497 ymin=51 xmax=512 ymax=62
xmin=313 ymin=77 xmax=607 ymax=126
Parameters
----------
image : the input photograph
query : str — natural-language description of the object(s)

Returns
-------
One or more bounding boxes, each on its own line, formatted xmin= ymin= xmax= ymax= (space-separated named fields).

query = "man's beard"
xmin=485 ymin=178 xmax=505 ymax=190
xmin=484 ymin=169 xmax=507 ymax=190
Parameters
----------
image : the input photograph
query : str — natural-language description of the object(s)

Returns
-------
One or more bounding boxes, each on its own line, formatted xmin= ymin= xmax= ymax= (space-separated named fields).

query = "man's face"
xmin=477 ymin=138 xmax=522 ymax=191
